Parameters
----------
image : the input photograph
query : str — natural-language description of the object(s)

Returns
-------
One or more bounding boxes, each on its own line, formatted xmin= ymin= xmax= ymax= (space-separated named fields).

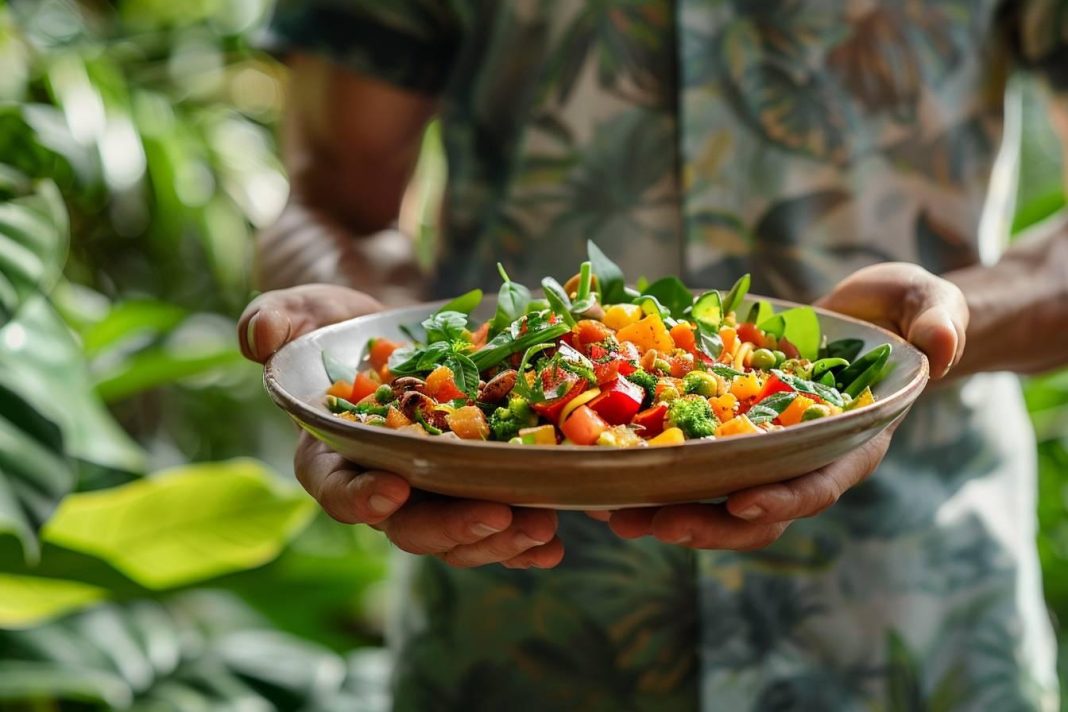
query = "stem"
xmin=577 ymin=261 xmax=592 ymax=301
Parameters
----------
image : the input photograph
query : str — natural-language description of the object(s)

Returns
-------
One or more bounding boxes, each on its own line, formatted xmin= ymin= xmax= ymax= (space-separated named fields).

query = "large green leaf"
xmin=43 ymin=459 xmax=315 ymax=589
xmin=0 ymin=175 xmax=67 ymax=323
xmin=0 ymin=573 xmax=106 ymax=628
xmin=0 ymin=296 xmax=144 ymax=473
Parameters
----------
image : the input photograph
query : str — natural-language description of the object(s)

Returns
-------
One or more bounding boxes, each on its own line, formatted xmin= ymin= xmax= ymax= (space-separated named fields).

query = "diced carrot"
xmin=715 ymin=414 xmax=760 ymax=437
xmin=369 ymin=338 xmax=402 ymax=372
xmin=446 ymin=405 xmax=490 ymax=440
xmin=327 ymin=380 xmax=353 ymax=398
xmin=777 ymin=395 xmax=814 ymax=426
xmin=719 ymin=326 xmax=737 ymax=355
xmin=470 ymin=322 xmax=490 ymax=348
xmin=669 ymin=352 xmax=695 ymax=378
xmin=350 ymin=371 xmax=379 ymax=403
xmin=708 ymin=393 xmax=738 ymax=423
xmin=573 ymin=319 xmax=615 ymax=350
xmin=561 ymin=405 xmax=609 ymax=446
xmin=426 ymin=365 xmax=466 ymax=402
xmin=670 ymin=322 xmax=697 ymax=353
xmin=730 ymin=373 xmax=762 ymax=401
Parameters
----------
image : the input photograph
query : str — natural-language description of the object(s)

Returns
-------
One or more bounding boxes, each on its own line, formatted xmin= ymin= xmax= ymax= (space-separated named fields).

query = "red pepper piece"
xmin=756 ymin=373 xmax=793 ymax=402
xmin=588 ymin=377 xmax=645 ymax=425
xmin=532 ymin=380 xmax=587 ymax=423
xmin=632 ymin=404 xmax=668 ymax=437
xmin=737 ymin=322 xmax=764 ymax=347
xmin=594 ymin=359 xmax=621 ymax=385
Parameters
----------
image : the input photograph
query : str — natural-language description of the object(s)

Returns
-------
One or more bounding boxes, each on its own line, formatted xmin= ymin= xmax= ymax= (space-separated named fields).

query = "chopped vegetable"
xmin=665 ymin=395 xmax=717 ymax=439
xmin=561 ymin=405 xmax=608 ymax=446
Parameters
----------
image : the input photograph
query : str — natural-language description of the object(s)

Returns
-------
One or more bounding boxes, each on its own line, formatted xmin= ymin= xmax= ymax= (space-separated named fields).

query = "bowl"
xmin=263 ymin=296 xmax=928 ymax=509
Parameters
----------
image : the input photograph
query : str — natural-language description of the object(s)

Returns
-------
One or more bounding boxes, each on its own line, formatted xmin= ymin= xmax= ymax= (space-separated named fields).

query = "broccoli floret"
xmin=682 ymin=370 xmax=717 ymax=397
xmin=666 ymin=395 xmax=717 ymax=439
xmin=488 ymin=395 xmax=537 ymax=441
xmin=625 ymin=369 xmax=657 ymax=407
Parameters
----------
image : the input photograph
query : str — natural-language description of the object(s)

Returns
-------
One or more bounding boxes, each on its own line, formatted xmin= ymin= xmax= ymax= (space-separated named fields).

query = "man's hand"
xmin=601 ymin=263 xmax=968 ymax=549
xmin=239 ymin=284 xmax=564 ymax=569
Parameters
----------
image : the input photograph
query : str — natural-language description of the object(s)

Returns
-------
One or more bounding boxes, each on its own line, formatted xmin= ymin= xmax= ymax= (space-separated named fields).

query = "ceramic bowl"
xmin=263 ymin=297 xmax=928 ymax=509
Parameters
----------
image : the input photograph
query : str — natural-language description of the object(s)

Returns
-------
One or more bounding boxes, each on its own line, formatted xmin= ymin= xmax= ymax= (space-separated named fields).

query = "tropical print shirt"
xmin=265 ymin=1 xmax=1068 ymax=710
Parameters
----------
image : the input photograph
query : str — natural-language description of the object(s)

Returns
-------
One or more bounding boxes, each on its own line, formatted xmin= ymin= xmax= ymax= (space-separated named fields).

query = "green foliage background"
xmin=0 ymin=0 xmax=1064 ymax=709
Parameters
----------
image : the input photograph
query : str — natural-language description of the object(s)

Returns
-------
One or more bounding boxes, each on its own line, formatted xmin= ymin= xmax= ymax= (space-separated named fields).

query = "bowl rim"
xmin=263 ymin=294 xmax=930 ymax=455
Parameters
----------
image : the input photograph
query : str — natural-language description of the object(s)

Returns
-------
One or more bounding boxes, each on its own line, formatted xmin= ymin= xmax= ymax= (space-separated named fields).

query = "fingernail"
xmin=666 ymin=531 xmax=693 ymax=545
xmin=515 ymin=532 xmax=549 ymax=549
xmin=471 ymin=522 xmax=505 ymax=538
xmin=735 ymin=505 xmax=764 ymax=521
xmin=246 ymin=312 xmax=261 ymax=359
xmin=368 ymin=495 xmax=396 ymax=516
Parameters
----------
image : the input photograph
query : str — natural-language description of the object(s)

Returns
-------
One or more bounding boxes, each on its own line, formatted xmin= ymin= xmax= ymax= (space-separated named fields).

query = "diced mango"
xmin=708 ymin=393 xmax=738 ymax=423
xmin=446 ymin=405 xmax=490 ymax=440
xmin=777 ymin=395 xmax=815 ymax=426
xmin=730 ymin=373 xmax=762 ymax=400
xmin=385 ymin=406 xmax=413 ymax=429
xmin=649 ymin=427 xmax=685 ymax=446
xmin=616 ymin=314 xmax=675 ymax=354
xmin=327 ymin=380 xmax=353 ymax=398
xmin=715 ymin=414 xmax=760 ymax=438
xmin=519 ymin=424 xmax=557 ymax=445
xmin=603 ymin=303 xmax=644 ymax=330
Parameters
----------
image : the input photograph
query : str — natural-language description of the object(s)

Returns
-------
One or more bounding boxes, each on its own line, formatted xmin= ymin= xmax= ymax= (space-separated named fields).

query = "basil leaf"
xmin=446 ymin=352 xmax=480 ymax=399
xmin=746 ymin=391 xmax=798 ymax=425
xmin=721 ymin=273 xmax=751 ymax=318
xmin=641 ymin=276 xmax=694 ymax=319
xmin=587 ymin=240 xmax=627 ymax=305
xmin=697 ymin=327 xmax=723 ymax=359
xmin=772 ymin=369 xmax=845 ymax=408
xmin=322 ymin=351 xmax=355 ymax=384
xmin=759 ymin=306 xmax=821 ymax=361
xmin=438 ymin=289 xmax=483 ymax=315
xmin=471 ymin=315 xmax=570 ymax=371
xmin=494 ymin=281 xmax=531 ymax=332
xmin=710 ymin=364 xmax=745 ymax=379
xmin=388 ymin=341 xmax=451 ymax=376
xmin=422 ymin=311 xmax=469 ymax=344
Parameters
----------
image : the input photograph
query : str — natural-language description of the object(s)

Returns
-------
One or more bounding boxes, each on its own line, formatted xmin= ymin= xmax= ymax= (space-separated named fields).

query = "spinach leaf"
xmin=437 ymin=289 xmax=483 ymax=315
xmin=758 ymin=306 xmax=821 ymax=361
xmin=471 ymin=313 xmax=570 ymax=371
xmin=721 ymin=274 xmax=751 ymax=318
xmin=771 ymin=369 xmax=845 ymax=407
xmin=642 ymin=276 xmax=694 ymax=319
xmin=493 ymin=264 xmax=531 ymax=332
xmin=322 ymin=351 xmax=355 ymax=383
xmin=587 ymin=240 xmax=627 ymax=305
xmin=821 ymin=338 xmax=864 ymax=362
xmin=746 ymin=391 xmax=798 ymax=425
xmin=445 ymin=352 xmax=480 ymax=399
xmin=542 ymin=277 xmax=577 ymax=326
xmin=696 ymin=327 xmax=723 ymax=359
xmin=710 ymin=364 xmax=745 ymax=379
xmin=388 ymin=340 xmax=451 ymax=376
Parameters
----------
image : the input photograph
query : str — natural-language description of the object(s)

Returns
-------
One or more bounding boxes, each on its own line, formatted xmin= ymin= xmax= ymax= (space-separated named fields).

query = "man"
xmin=240 ymin=1 xmax=1068 ymax=709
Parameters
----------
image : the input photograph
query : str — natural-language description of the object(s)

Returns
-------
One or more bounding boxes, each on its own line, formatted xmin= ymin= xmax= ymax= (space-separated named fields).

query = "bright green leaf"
xmin=93 ymin=346 xmax=245 ymax=402
xmin=759 ymin=306 xmax=821 ymax=361
xmin=0 ymin=178 xmax=68 ymax=323
xmin=81 ymin=300 xmax=187 ymax=357
xmin=42 ymin=459 xmax=316 ymax=589
xmin=0 ymin=573 xmax=106 ymax=628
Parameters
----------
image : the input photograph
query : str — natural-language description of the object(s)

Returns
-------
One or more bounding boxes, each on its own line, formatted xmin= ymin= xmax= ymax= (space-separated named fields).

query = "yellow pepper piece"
xmin=603 ymin=303 xmax=644 ymax=330
xmin=848 ymin=387 xmax=875 ymax=410
xmin=558 ymin=387 xmax=602 ymax=424
xmin=616 ymin=314 xmax=675 ymax=354
xmin=777 ymin=395 xmax=814 ymax=426
xmin=730 ymin=373 xmax=762 ymax=400
xmin=715 ymin=414 xmax=760 ymax=437
xmin=649 ymin=427 xmax=685 ymax=446
xmin=519 ymin=424 xmax=557 ymax=445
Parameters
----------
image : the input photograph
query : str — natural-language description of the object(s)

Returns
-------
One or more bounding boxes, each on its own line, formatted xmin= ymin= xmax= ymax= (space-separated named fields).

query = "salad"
xmin=322 ymin=242 xmax=892 ymax=447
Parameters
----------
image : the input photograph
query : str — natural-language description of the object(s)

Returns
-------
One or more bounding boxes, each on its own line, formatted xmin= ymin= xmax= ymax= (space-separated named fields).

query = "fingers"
xmin=501 ymin=538 xmax=566 ymax=569
xmin=436 ymin=509 xmax=559 ymax=568
xmin=725 ymin=427 xmax=893 ymax=524
xmin=815 ymin=262 xmax=969 ymax=378
xmin=611 ymin=504 xmax=792 ymax=550
xmin=294 ymin=434 xmax=410 ymax=525
xmin=238 ymin=284 xmax=383 ymax=363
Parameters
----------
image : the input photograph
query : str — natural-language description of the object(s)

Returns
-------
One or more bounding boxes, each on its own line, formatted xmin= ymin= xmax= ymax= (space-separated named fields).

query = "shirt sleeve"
xmin=1010 ymin=0 xmax=1068 ymax=92
xmin=260 ymin=0 xmax=460 ymax=95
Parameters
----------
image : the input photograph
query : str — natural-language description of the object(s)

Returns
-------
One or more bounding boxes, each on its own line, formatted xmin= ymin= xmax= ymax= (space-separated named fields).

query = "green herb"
xmin=771 ymin=369 xmax=845 ymax=408
xmin=321 ymin=351 xmax=355 ymax=384
xmin=471 ymin=313 xmax=570 ymax=371
xmin=587 ymin=240 xmax=627 ymax=305
xmin=696 ymin=327 xmax=723 ymax=359
xmin=493 ymin=263 xmax=532 ymax=333
xmin=437 ymin=289 xmax=483 ymax=315
xmin=746 ymin=391 xmax=798 ymax=425
xmin=710 ymin=364 xmax=745 ymax=379
xmin=758 ymin=307 xmax=821 ymax=361
xmin=721 ymin=274 xmax=751 ymax=318
xmin=641 ymin=276 xmax=694 ymax=319
xmin=576 ymin=261 xmax=593 ymax=301
xmin=422 ymin=310 xmax=469 ymax=344
xmin=445 ymin=352 xmax=480 ymax=400
xmin=512 ymin=342 xmax=555 ymax=400
xmin=541 ymin=277 xmax=577 ymax=326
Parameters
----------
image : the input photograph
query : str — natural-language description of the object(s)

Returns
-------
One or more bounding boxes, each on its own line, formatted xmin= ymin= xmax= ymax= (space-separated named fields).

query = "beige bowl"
xmin=263 ymin=297 xmax=928 ymax=509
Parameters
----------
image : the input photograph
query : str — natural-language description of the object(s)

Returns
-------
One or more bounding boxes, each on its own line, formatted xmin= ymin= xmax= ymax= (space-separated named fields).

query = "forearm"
xmin=254 ymin=198 xmax=425 ymax=306
xmin=945 ymin=210 xmax=1068 ymax=376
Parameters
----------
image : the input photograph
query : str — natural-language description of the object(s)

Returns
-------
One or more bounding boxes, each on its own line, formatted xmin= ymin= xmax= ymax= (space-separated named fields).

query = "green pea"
xmin=750 ymin=348 xmax=777 ymax=370
xmin=801 ymin=404 xmax=832 ymax=421
xmin=772 ymin=350 xmax=786 ymax=367
xmin=374 ymin=384 xmax=395 ymax=403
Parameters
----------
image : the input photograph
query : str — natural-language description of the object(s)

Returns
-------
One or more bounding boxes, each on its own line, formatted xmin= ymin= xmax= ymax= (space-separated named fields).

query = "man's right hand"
xmin=238 ymin=284 xmax=565 ymax=569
